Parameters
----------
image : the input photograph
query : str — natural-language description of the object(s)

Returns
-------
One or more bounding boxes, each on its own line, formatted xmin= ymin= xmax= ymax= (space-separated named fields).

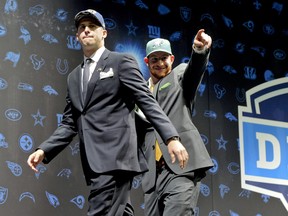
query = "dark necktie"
xmin=83 ymin=58 xmax=92 ymax=99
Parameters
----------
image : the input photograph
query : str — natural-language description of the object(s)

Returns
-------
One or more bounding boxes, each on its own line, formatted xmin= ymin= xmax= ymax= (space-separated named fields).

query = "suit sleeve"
xmin=118 ymin=54 xmax=179 ymax=144
xmin=38 ymin=76 xmax=78 ymax=163
xmin=182 ymin=47 xmax=211 ymax=106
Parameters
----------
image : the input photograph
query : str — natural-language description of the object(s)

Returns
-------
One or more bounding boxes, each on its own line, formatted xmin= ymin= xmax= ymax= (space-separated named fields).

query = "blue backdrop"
xmin=0 ymin=0 xmax=287 ymax=215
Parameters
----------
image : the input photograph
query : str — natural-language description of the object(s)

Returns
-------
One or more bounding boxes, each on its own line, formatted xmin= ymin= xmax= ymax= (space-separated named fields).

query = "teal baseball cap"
xmin=146 ymin=38 xmax=172 ymax=57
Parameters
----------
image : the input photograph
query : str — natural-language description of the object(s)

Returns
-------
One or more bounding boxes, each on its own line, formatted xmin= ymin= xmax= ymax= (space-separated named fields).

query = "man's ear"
xmin=144 ymin=57 xmax=149 ymax=66
xmin=102 ymin=29 xmax=108 ymax=39
xmin=170 ymin=55 xmax=175 ymax=63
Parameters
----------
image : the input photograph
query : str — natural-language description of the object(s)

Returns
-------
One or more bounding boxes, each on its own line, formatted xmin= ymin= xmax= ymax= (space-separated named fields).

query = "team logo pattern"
xmin=0 ymin=0 xmax=287 ymax=215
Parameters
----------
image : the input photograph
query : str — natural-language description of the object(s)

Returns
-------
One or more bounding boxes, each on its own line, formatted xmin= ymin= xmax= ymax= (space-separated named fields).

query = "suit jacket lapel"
xmin=78 ymin=61 xmax=86 ymax=107
xmin=155 ymin=71 xmax=174 ymax=100
xmin=69 ymin=65 xmax=85 ymax=110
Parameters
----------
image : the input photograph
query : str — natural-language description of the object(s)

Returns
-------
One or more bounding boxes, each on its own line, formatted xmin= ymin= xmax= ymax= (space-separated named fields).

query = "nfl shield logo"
xmin=238 ymin=77 xmax=288 ymax=211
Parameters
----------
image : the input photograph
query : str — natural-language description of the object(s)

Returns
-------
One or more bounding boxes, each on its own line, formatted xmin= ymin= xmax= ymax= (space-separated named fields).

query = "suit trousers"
xmin=87 ymin=171 xmax=134 ymax=216
xmin=144 ymin=166 xmax=201 ymax=216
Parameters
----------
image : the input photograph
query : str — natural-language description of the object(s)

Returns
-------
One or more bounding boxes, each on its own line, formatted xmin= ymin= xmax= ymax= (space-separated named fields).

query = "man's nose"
xmin=84 ymin=26 xmax=90 ymax=32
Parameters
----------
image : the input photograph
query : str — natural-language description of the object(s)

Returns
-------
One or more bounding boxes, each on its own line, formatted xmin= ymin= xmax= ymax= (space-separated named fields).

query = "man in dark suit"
xmin=27 ymin=9 xmax=189 ymax=216
xmin=136 ymin=31 xmax=214 ymax=216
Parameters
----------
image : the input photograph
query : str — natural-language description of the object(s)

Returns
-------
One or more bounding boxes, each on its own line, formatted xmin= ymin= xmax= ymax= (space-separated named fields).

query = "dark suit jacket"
xmin=136 ymin=48 xmax=214 ymax=193
xmin=38 ymin=49 xmax=179 ymax=185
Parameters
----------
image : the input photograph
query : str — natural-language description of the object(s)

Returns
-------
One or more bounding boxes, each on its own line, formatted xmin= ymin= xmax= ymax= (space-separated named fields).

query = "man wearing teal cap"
xmin=135 ymin=29 xmax=214 ymax=216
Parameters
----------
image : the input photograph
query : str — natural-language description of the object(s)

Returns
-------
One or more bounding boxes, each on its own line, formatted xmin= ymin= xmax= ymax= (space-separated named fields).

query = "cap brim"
xmin=147 ymin=49 xmax=172 ymax=57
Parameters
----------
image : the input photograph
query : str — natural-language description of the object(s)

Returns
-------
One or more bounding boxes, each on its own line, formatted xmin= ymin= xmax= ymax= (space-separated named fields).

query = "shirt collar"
xmin=148 ymin=78 xmax=154 ymax=88
xmin=84 ymin=46 xmax=105 ymax=63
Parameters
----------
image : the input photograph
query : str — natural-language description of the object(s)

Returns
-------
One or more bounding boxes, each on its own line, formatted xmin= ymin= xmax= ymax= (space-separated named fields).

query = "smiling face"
xmin=144 ymin=51 xmax=175 ymax=84
xmin=76 ymin=18 xmax=107 ymax=57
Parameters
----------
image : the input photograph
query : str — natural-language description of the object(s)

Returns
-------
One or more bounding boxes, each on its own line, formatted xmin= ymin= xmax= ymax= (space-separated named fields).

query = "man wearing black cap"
xmin=135 ymin=31 xmax=214 ymax=216
xmin=27 ymin=9 xmax=190 ymax=216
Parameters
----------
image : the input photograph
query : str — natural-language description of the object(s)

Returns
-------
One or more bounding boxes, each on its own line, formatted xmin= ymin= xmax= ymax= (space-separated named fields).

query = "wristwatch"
xmin=167 ymin=136 xmax=180 ymax=144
